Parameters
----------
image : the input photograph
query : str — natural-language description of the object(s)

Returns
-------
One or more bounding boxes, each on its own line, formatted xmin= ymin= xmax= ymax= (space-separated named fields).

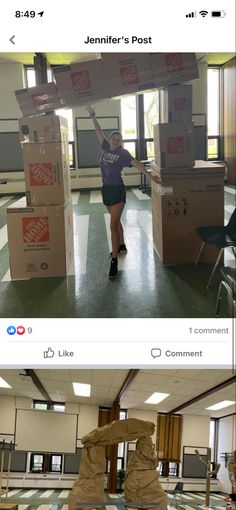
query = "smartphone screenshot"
xmin=0 ymin=1 xmax=235 ymax=509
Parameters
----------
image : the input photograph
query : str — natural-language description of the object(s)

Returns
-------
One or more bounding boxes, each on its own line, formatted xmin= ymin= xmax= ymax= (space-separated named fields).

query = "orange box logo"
xmin=167 ymin=136 xmax=184 ymax=153
xmin=71 ymin=71 xmax=91 ymax=92
xmin=31 ymin=93 xmax=48 ymax=107
xmin=175 ymin=98 xmax=187 ymax=110
xmin=120 ymin=65 xmax=139 ymax=86
xmin=165 ymin=53 xmax=184 ymax=72
xmin=29 ymin=163 xmax=53 ymax=186
xmin=22 ymin=217 xmax=49 ymax=243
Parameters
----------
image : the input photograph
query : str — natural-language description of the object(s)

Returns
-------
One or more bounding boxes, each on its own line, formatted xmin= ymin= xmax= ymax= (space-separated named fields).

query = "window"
xmin=120 ymin=96 xmax=137 ymax=139
xmin=26 ymin=67 xmax=36 ymax=88
xmin=33 ymin=400 xmax=65 ymax=412
xmin=34 ymin=402 xmax=48 ymax=410
xmin=209 ymin=418 xmax=218 ymax=464
xmin=117 ymin=409 xmax=127 ymax=471
xmin=30 ymin=453 xmax=62 ymax=474
xmin=143 ymin=91 xmax=159 ymax=139
xmin=207 ymin=68 xmax=221 ymax=160
xmin=50 ymin=455 xmax=62 ymax=472
xmin=30 ymin=453 xmax=44 ymax=473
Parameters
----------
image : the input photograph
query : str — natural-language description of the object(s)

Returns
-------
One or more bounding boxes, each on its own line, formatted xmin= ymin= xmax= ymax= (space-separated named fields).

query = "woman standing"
xmin=86 ymin=105 xmax=150 ymax=280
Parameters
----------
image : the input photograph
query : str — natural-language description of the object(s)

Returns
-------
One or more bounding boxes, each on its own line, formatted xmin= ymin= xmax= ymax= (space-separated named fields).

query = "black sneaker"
xmin=119 ymin=243 xmax=128 ymax=254
xmin=109 ymin=258 xmax=118 ymax=279
xmin=110 ymin=244 xmax=128 ymax=256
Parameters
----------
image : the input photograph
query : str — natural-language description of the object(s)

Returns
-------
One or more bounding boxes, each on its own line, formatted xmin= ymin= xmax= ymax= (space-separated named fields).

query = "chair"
xmin=195 ymin=208 xmax=236 ymax=288
xmin=169 ymin=481 xmax=184 ymax=508
xmin=215 ymin=265 xmax=236 ymax=318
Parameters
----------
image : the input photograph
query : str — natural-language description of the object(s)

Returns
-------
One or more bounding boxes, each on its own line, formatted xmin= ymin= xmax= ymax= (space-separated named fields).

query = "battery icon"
xmin=211 ymin=10 xmax=226 ymax=17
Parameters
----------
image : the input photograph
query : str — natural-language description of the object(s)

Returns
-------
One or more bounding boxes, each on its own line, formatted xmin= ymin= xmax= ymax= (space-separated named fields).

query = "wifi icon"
xmin=199 ymin=10 xmax=208 ymax=17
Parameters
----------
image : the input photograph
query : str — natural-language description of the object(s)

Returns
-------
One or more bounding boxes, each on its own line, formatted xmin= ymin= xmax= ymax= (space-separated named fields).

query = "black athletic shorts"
xmin=102 ymin=185 xmax=126 ymax=206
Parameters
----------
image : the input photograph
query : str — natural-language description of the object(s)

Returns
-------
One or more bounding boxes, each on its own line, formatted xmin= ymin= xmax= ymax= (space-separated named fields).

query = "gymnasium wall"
xmin=0 ymin=396 xmax=99 ymax=441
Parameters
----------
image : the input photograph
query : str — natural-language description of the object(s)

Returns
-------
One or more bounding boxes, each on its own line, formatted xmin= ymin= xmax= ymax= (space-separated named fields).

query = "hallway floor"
xmin=0 ymin=186 xmax=235 ymax=318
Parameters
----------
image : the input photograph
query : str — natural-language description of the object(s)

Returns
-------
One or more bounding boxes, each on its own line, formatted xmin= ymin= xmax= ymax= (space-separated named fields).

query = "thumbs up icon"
xmin=43 ymin=347 xmax=55 ymax=358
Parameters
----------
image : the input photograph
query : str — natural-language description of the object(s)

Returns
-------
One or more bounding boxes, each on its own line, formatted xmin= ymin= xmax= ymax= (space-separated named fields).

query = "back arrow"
xmin=10 ymin=35 xmax=15 ymax=45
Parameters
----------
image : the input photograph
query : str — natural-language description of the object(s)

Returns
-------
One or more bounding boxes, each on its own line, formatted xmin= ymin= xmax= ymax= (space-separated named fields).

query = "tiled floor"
xmin=0 ymin=489 xmax=228 ymax=510
xmin=0 ymin=186 xmax=235 ymax=318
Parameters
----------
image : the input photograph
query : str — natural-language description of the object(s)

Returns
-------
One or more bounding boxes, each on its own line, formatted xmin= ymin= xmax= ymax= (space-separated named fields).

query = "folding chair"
xmin=195 ymin=208 xmax=236 ymax=288
xmin=169 ymin=482 xmax=184 ymax=509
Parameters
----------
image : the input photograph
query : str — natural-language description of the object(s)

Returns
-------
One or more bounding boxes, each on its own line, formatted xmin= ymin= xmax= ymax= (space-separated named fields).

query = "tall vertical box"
xmin=19 ymin=115 xmax=69 ymax=144
xmin=22 ymin=141 xmax=71 ymax=206
xmin=151 ymin=161 xmax=225 ymax=265
xmin=160 ymin=85 xmax=192 ymax=123
xmin=153 ymin=122 xmax=195 ymax=169
xmin=7 ymin=198 xmax=74 ymax=279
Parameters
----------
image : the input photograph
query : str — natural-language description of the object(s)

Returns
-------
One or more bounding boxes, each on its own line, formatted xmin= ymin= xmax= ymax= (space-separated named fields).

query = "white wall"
xmin=0 ymin=63 xmax=24 ymax=119
xmin=0 ymin=396 xmax=31 ymax=435
xmin=180 ymin=414 xmax=210 ymax=477
xmin=217 ymin=415 xmax=236 ymax=494
xmin=76 ymin=403 xmax=99 ymax=439
xmin=127 ymin=408 xmax=157 ymax=444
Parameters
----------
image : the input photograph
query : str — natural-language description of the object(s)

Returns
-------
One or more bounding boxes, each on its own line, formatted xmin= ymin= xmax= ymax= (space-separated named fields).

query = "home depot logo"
xmin=167 ymin=136 xmax=184 ymax=154
xmin=29 ymin=163 xmax=53 ymax=186
xmin=175 ymin=98 xmax=188 ymax=110
xmin=71 ymin=71 xmax=91 ymax=92
xmin=120 ymin=65 xmax=139 ymax=86
xmin=165 ymin=53 xmax=184 ymax=72
xmin=31 ymin=93 xmax=48 ymax=107
xmin=22 ymin=217 xmax=49 ymax=243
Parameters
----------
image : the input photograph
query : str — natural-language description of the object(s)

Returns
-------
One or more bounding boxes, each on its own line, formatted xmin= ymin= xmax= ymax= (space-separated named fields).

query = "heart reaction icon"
xmin=17 ymin=326 xmax=25 ymax=335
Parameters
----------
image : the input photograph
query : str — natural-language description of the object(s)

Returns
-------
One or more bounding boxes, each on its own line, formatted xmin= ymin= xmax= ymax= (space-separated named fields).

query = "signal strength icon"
xmin=186 ymin=11 xmax=196 ymax=17
xmin=199 ymin=10 xmax=208 ymax=17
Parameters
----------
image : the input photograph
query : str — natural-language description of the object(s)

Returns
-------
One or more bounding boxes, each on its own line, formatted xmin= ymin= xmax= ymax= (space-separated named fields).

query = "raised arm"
xmin=85 ymin=105 xmax=105 ymax=145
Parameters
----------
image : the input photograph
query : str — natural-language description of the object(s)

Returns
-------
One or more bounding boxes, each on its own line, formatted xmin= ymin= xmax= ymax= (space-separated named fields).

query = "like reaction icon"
xmin=44 ymin=347 xmax=55 ymax=359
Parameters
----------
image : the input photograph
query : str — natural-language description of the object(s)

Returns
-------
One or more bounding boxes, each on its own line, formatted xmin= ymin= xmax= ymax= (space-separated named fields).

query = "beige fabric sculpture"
xmin=68 ymin=418 xmax=167 ymax=510
xmin=68 ymin=445 xmax=105 ymax=510
xmin=124 ymin=436 xmax=167 ymax=510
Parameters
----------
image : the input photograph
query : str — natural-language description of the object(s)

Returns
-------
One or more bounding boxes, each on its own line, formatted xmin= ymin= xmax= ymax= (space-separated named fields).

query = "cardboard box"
xmin=160 ymin=85 xmax=192 ymax=123
xmin=19 ymin=115 xmax=68 ymax=144
xmin=151 ymin=159 xmax=225 ymax=179
xmin=53 ymin=59 xmax=109 ymax=106
xmin=101 ymin=53 xmax=154 ymax=97
xmin=15 ymin=82 xmax=63 ymax=117
xmin=22 ymin=142 xmax=71 ymax=206
xmin=150 ymin=53 xmax=199 ymax=88
xmin=151 ymin=161 xmax=225 ymax=265
xmin=7 ymin=199 xmax=74 ymax=279
xmin=153 ymin=122 xmax=195 ymax=168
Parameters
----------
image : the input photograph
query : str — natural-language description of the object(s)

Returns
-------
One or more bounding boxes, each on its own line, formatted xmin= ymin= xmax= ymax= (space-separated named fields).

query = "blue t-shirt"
xmin=100 ymin=139 xmax=134 ymax=186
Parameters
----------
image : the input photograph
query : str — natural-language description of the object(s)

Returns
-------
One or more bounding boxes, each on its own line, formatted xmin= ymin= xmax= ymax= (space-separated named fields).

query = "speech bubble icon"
xmin=151 ymin=348 xmax=162 ymax=358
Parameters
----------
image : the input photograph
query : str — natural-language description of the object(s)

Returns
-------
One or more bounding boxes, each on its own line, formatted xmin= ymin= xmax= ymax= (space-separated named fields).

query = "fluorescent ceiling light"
xmin=0 ymin=377 xmax=11 ymax=388
xmin=206 ymin=400 xmax=235 ymax=411
xmin=73 ymin=383 xmax=91 ymax=397
xmin=145 ymin=392 xmax=169 ymax=404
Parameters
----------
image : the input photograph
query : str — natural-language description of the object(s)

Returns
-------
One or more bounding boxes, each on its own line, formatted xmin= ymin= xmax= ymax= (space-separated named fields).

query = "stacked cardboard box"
xmin=151 ymin=84 xmax=225 ymax=265
xmin=151 ymin=161 xmax=225 ymax=265
xmin=15 ymin=54 xmax=199 ymax=113
xmin=7 ymin=115 xmax=74 ymax=279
